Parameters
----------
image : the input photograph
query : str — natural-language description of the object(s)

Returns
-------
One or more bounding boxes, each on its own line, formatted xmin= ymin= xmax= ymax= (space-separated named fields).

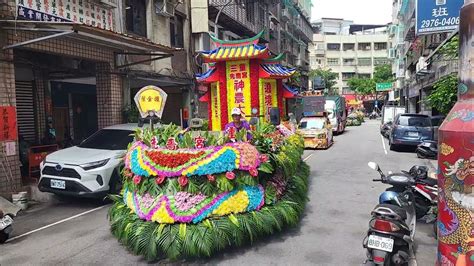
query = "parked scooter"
xmin=369 ymin=111 xmax=379 ymax=120
xmin=0 ymin=209 xmax=13 ymax=243
xmin=363 ymin=162 xmax=416 ymax=265
xmin=405 ymin=165 xmax=438 ymax=219
xmin=416 ymin=141 xmax=438 ymax=160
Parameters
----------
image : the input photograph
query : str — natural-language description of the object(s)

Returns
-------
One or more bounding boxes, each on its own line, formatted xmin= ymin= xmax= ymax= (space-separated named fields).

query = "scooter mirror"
xmin=368 ymin=162 xmax=379 ymax=171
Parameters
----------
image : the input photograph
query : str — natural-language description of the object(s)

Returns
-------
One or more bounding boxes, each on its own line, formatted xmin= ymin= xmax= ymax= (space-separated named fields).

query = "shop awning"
xmin=1 ymin=20 xmax=178 ymax=53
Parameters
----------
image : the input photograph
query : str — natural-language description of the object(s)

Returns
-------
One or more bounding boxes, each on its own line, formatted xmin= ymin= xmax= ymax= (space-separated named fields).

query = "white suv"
xmin=38 ymin=124 xmax=138 ymax=198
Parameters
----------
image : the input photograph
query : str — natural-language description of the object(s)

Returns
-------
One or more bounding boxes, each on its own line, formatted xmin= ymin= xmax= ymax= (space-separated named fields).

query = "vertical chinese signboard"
xmin=226 ymin=60 xmax=251 ymax=121
xmin=259 ymin=79 xmax=278 ymax=119
xmin=16 ymin=0 xmax=116 ymax=31
xmin=416 ymin=0 xmax=464 ymax=35
xmin=210 ymin=82 xmax=221 ymax=131
xmin=0 ymin=106 xmax=18 ymax=141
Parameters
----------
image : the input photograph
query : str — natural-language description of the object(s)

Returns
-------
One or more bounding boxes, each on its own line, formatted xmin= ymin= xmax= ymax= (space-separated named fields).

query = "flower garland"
xmin=123 ymin=185 xmax=264 ymax=224
xmin=125 ymin=141 xmax=261 ymax=178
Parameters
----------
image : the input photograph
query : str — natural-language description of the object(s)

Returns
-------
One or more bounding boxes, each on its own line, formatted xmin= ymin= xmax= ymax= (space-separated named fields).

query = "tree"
xmin=438 ymin=35 xmax=459 ymax=59
xmin=426 ymin=74 xmax=458 ymax=115
xmin=308 ymin=68 xmax=338 ymax=94
xmin=373 ymin=64 xmax=395 ymax=83
xmin=347 ymin=77 xmax=376 ymax=95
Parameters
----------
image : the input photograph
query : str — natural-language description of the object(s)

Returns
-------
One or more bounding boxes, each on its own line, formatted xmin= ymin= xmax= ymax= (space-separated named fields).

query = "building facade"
xmin=0 ymin=0 xmax=194 ymax=194
xmin=390 ymin=0 xmax=458 ymax=115
xmin=310 ymin=20 xmax=390 ymax=95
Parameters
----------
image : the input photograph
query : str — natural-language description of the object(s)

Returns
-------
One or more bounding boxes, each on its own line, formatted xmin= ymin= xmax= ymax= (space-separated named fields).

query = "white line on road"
xmin=381 ymin=135 xmax=388 ymax=155
xmin=6 ymin=204 xmax=109 ymax=243
xmin=303 ymin=153 xmax=314 ymax=162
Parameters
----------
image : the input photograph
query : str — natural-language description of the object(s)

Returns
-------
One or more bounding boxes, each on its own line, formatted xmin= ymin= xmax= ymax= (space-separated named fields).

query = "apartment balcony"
xmin=209 ymin=0 xmax=268 ymax=40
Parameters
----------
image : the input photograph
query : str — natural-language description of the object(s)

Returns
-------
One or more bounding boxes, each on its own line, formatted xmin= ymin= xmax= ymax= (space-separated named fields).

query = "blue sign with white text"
xmin=416 ymin=0 xmax=464 ymax=35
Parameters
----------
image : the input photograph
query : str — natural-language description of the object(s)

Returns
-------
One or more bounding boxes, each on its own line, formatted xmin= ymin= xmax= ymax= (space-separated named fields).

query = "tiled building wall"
xmin=96 ymin=62 xmax=124 ymax=128
xmin=0 ymin=31 xmax=22 ymax=193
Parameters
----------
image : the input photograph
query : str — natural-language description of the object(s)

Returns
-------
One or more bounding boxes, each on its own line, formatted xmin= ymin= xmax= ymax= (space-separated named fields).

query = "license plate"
xmin=0 ymin=215 xmax=13 ymax=230
xmin=407 ymin=131 xmax=419 ymax=137
xmin=50 ymin=179 xmax=66 ymax=189
xmin=367 ymin=235 xmax=394 ymax=252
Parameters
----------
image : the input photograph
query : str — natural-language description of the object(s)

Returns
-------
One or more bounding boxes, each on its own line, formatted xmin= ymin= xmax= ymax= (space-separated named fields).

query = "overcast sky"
xmin=311 ymin=0 xmax=393 ymax=24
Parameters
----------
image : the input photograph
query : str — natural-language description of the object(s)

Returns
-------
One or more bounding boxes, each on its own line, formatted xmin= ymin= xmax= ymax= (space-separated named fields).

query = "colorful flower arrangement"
xmin=109 ymin=122 xmax=309 ymax=261
xmin=123 ymin=185 xmax=264 ymax=224
xmin=125 ymin=141 xmax=261 ymax=179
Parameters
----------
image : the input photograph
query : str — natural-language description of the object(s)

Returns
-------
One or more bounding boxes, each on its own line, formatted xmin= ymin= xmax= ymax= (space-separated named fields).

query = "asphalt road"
xmin=0 ymin=120 xmax=437 ymax=265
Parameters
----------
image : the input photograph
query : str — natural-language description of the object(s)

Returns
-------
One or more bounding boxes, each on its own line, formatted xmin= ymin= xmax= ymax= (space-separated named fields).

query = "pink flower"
xmin=225 ymin=171 xmax=235 ymax=180
xmin=207 ymin=174 xmax=215 ymax=182
xmin=249 ymin=168 xmax=258 ymax=177
xmin=178 ymin=176 xmax=188 ymax=187
xmin=155 ymin=175 xmax=166 ymax=185
xmin=259 ymin=154 xmax=269 ymax=163
xmin=133 ymin=175 xmax=141 ymax=185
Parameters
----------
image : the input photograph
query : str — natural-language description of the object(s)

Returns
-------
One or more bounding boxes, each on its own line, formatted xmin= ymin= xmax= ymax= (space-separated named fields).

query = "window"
xmin=343 ymin=58 xmax=356 ymax=66
xmin=358 ymin=42 xmax=371 ymax=51
xmin=358 ymin=73 xmax=371 ymax=79
xmin=245 ymin=0 xmax=255 ymax=23
xmin=170 ymin=15 xmax=184 ymax=48
xmin=258 ymin=3 xmax=266 ymax=25
xmin=374 ymin=57 xmax=390 ymax=65
xmin=358 ymin=58 xmax=372 ymax=66
xmin=342 ymin=72 xmax=356 ymax=80
xmin=374 ymin=42 xmax=387 ymax=50
xmin=125 ymin=0 xmax=147 ymax=37
xmin=343 ymin=43 xmax=355 ymax=51
xmin=327 ymin=58 xmax=340 ymax=66
xmin=327 ymin=43 xmax=341 ymax=51
xmin=396 ymin=115 xmax=431 ymax=127
xmin=299 ymin=118 xmax=326 ymax=130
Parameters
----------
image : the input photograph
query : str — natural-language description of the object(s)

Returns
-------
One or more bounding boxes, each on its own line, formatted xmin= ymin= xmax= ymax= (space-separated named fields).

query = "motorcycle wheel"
xmin=0 ymin=230 xmax=9 ymax=244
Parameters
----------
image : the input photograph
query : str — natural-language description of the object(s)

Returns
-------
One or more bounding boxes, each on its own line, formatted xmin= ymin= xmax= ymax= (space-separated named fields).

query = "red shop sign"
xmin=0 ymin=106 xmax=18 ymax=141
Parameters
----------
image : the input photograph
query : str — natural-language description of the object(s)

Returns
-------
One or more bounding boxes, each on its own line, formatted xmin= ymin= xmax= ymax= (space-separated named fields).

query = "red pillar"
xmin=437 ymin=1 xmax=474 ymax=265
xmin=250 ymin=60 xmax=260 ymax=116
xmin=218 ymin=62 xmax=228 ymax=129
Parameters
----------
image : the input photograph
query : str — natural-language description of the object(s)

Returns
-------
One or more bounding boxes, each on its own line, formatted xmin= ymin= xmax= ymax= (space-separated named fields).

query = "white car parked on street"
xmin=38 ymin=124 xmax=138 ymax=198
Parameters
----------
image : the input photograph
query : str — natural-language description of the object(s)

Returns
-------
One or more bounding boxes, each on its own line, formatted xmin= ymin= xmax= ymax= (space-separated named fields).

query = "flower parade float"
xmin=108 ymin=32 xmax=309 ymax=261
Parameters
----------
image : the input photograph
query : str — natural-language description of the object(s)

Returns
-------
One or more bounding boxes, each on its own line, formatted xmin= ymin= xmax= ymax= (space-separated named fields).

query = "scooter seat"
xmin=373 ymin=203 xmax=407 ymax=220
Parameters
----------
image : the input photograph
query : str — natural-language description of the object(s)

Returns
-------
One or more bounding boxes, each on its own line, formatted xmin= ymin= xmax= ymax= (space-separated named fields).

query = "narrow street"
xmin=1 ymin=120 xmax=437 ymax=265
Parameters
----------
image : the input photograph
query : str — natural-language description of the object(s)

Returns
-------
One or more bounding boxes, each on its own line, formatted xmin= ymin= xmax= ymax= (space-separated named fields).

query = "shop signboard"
xmin=16 ymin=0 xmax=116 ymax=31
xmin=226 ymin=60 xmax=251 ymax=121
xmin=416 ymin=0 xmax=464 ymax=35
xmin=134 ymin=86 xmax=168 ymax=119
xmin=376 ymin=82 xmax=393 ymax=92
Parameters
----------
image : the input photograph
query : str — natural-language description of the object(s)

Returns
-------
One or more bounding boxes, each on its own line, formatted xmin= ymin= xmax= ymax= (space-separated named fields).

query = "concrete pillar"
xmin=96 ymin=62 xmax=123 ymax=128
xmin=436 ymin=1 xmax=474 ymax=265
xmin=0 ymin=31 xmax=21 ymax=193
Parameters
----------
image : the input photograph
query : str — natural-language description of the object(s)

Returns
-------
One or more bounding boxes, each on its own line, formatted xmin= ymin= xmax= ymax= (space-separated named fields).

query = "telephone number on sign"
xmin=420 ymin=17 xmax=460 ymax=28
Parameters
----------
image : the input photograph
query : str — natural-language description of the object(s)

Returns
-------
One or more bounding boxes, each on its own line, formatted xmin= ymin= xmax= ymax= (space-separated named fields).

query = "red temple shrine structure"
xmin=196 ymin=31 xmax=298 ymax=131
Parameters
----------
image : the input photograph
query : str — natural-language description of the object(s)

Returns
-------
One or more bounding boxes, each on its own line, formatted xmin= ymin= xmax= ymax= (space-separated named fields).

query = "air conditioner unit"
xmin=155 ymin=0 xmax=176 ymax=17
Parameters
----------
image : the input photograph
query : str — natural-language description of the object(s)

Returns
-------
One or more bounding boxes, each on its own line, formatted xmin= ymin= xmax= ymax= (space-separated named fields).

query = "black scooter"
xmin=0 ymin=209 xmax=13 ymax=243
xmin=416 ymin=141 xmax=438 ymax=159
xmin=363 ymin=162 xmax=416 ymax=265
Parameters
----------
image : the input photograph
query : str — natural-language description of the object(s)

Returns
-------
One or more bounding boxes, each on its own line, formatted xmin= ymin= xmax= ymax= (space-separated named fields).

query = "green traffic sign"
xmin=376 ymin=82 xmax=393 ymax=91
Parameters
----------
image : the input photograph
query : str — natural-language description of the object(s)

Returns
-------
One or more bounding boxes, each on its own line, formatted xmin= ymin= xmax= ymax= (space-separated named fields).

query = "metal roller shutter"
xmin=15 ymin=81 xmax=37 ymax=143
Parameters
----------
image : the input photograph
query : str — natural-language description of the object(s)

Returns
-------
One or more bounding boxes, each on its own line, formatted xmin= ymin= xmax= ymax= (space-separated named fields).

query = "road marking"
xmin=381 ymin=135 xmax=388 ymax=155
xmin=303 ymin=153 xmax=314 ymax=162
xmin=6 ymin=204 xmax=109 ymax=243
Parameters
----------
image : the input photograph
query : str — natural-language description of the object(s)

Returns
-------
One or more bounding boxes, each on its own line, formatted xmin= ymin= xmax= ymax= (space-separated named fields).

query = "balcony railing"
xmin=209 ymin=0 xmax=268 ymax=38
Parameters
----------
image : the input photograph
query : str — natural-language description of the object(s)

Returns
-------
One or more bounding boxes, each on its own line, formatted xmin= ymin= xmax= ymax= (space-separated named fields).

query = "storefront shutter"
xmin=15 ymin=81 xmax=37 ymax=143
